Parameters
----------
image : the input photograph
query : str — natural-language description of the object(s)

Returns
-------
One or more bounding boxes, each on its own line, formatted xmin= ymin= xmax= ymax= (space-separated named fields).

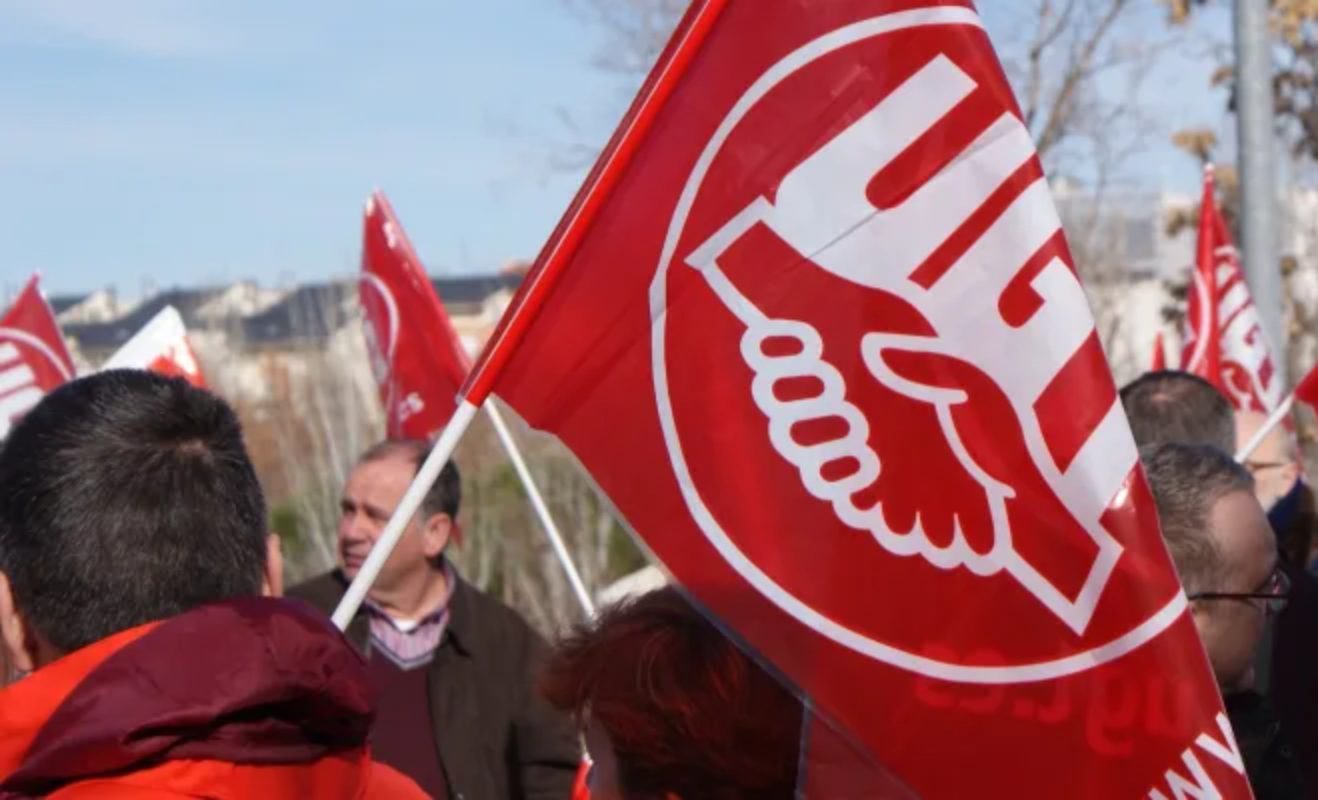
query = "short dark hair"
xmin=1140 ymin=442 xmax=1255 ymax=595
xmin=1120 ymin=371 xmax=1235 ymax=451
xmin=358 ymin=439 xmax=460 ymax=521
xmin=541 ymin=587 xmax=802 ymax=799
xmin=0 ymin=371 xmax=267 ymax=654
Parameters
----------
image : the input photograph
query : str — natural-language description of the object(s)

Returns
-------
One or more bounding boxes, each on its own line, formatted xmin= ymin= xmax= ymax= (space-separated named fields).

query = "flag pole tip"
xmin=366 ymin=188 xmax=387 ymax=215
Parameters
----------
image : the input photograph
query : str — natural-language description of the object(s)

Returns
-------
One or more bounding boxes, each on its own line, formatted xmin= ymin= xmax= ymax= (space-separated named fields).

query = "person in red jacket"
xmin=0 ymin=370 xmax=426 ymax=799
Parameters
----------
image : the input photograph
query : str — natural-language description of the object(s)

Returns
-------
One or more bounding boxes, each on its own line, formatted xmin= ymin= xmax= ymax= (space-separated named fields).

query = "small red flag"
xmin=0 ymin=275 xmax=76 ymax=439
xmin=471 ymin=2 xmax=1248 ymax=796
xmin=102 ymin=307 xmax=207 ymax=388
xmin=1182 ymin=165 xmax=1281 ymax=412
xmin=1150 ymin=330 xmax=1167 ymax=371
xmin=570 ymin=760 xmax=590 ymax=800
xmin=1294 ymin=362 xmax=1318 ymax=409
xmin=360 ymin=191 xmax=472 ymax=440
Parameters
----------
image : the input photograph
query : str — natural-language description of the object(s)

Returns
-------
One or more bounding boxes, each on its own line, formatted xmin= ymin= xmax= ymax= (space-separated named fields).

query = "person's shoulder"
xmin=38 ymin=756 xmax=425 ymax=800
xmin=360 ymin=761 xmax=429 ymax=799
xmin=46 ymin=780 xmax=188 ymax=798
xmin=287 ymin=570 xmax=347 ymax=615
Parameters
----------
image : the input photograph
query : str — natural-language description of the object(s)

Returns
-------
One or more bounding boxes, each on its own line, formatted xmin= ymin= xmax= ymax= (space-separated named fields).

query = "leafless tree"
xmin=450 ymin=404 xmax=639 ymax=634
xmin=566 ymin=0 xmax=687 ymax=77
xmin=202 ymin=281 xmax=639 ymax=631
xmin=568 ymin=0 xmax=1172 ymax=295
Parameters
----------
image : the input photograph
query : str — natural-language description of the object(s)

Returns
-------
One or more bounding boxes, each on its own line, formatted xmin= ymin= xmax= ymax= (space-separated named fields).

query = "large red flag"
xmin=1182 ymin=165 xmax=1281 ymax=412
xmin=0 ymin=276 xmax=76 ymax=439
xmin=470 ymin=2 xmax=1249 ymax=797
xmin=101 ymin=307 xmax=207 ymax=388
xmin=360 ymin=191 xmax=471 ymax=440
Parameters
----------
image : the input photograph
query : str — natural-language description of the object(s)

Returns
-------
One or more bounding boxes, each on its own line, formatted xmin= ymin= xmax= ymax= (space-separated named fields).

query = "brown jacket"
xmin=290 ymin=571 xmax=580 ymax=800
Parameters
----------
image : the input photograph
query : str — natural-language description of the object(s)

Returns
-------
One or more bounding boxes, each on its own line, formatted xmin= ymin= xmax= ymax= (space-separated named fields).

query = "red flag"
xmin=101 ymin=307 xmax=207 ymax=388
xmin=570 ymin=760 xmax=590 ymax=800
xmin=1294 ymin=362 xmax=1318 ymax=409
xmin=471 ymin=2 xmax=1248 ymax=797
xmin=1182 ymin=165 xmax=1281 ymax=412
xmin=1150 ymin=330 xmax=1167 ymax=371
xmin=360 ymin=191 xmax=471 ymax=440
xmin=0 ymin=275 xmax=76 ymax=439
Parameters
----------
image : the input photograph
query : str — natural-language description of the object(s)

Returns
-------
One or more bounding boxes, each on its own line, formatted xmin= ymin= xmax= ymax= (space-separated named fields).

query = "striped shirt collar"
xmin=362 ymin=560 xmax=457 ymax=671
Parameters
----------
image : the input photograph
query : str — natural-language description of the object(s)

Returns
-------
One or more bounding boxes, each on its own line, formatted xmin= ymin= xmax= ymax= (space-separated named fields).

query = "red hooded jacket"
xmin=0 ymin=597 xmax=426 ymax=799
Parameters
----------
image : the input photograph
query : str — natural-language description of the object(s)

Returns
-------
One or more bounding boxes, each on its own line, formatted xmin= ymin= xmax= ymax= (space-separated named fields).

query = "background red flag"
xmin=569 ymin=760 xmax=590 ymax=800
xmin=361 ymin=191 xmax=471 ymax=440
xmin=102 ymin=307 xmax=207 ymax=388
xmin=1293 ymin=362 xmax=1318 ymax=409
xmin=0 ymin=275 xmax=76 ymax=439
xmin=479 ymin=2 xmax=1247 ymax=797
xmin=1182 ymin=166 xmax=1281 ymax=412
xmin=1150 ymin=330 xmax=1168 ymax=371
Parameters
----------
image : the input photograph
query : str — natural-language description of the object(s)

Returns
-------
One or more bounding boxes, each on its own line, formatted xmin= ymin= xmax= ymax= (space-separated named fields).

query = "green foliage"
xmin=269 ymin=502 xmax=306 ymax=556
xmin=607 ymin=526 xmax=648 ymax=578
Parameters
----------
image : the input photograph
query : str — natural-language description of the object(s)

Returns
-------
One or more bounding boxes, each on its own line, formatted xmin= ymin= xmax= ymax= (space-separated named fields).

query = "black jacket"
xmin=290 ymin=571 xmax=580 ymax=800
xmin=1226 ymin=691 xmax=1306 ymax=800
xmin=1268 ymin=565 xmax=1318 ymax=797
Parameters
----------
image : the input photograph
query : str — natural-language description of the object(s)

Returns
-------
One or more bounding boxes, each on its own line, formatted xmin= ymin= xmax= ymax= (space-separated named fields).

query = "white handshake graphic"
xmin=683 ymin=54 xmax=1135 ymax=635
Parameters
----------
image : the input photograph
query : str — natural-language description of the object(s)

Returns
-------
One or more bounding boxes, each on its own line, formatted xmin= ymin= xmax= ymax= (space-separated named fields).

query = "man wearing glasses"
xmin=1142 ymin=442 xmax=1303 ymax=798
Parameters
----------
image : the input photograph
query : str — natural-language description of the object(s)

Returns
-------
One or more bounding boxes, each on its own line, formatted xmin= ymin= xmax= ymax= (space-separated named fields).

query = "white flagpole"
xmin=1235 ymin=394 xmax=1294 ymax=463
xmin=484 ymin=398 xmax=596 ymax=617
xmin=333 ymin=399 xmax=480 ymax=629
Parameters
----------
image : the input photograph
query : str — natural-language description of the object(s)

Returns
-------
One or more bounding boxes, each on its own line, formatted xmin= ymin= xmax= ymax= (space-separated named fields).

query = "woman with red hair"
xmin=541 ymin=587 xmax=803 ymax=800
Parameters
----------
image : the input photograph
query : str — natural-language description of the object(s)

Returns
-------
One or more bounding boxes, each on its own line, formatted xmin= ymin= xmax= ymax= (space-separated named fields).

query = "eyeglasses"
xmin=1188 ymin=567 xmax=1292 ymax=615
xmin=1243 ymin=460 xmax=1289 ymax=474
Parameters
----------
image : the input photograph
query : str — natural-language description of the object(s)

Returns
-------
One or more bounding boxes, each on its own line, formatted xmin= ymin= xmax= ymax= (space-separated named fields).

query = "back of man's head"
xmin=1140 ymin=442 xmax=1255 ymax=595
xmin=0 ymin=370 xmax=267 ymax=656
xmin=1120 ymin=370 xmax=1235 ymax=451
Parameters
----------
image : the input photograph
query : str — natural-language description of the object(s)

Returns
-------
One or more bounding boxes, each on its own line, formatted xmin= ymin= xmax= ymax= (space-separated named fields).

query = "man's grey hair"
xmin=357 ymin=439 xmax=460 ymax=522
xmin=1120 ymin=371 xmax=1235 ymax=452
xmin=1140 ymin=442 xmax=1255 ymax=595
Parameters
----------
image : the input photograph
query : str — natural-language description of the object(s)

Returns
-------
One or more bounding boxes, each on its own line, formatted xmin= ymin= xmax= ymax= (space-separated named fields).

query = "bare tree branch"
xmin=1034 ymin=0 xmax=1133 ymax=156
xmin=1023 ymin=0 xmax=1081 ymax=130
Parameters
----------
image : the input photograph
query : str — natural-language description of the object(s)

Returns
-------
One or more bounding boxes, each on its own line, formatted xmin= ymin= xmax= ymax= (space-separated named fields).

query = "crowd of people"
xmin=0 ymin=367 xmax=1313 ymax=798
xmin=1121 ymin=372 xmax=1317 ymax=798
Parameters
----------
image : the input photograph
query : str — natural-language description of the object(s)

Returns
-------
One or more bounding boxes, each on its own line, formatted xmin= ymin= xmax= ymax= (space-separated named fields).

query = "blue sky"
xmin=0 ymin=1 xmax=1230 ymax=299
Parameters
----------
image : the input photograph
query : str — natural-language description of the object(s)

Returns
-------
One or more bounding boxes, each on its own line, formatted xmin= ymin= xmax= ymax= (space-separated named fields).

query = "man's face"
xmin=1236 ymin=410 xmax=1300 ymax=510
xmin=1192 ymin=489 xmax=1279 ymax=693
xmin=337 ymin=455 xmax=431 ymax=594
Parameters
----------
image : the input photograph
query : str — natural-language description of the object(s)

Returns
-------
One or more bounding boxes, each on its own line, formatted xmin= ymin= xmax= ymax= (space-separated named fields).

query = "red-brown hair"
xmin=540 ymin=587 xmax=802 ymax=799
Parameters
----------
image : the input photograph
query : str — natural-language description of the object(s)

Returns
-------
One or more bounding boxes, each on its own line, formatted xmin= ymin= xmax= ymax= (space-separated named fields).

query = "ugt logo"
xmin=652 ymin=6 xmax=1181 ymax=683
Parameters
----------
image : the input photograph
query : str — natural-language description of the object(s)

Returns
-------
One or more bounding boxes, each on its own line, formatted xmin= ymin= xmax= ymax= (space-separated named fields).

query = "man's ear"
xmin=262 ymin=533 xmax=285 ymax=598
xmin=421 ymin=513 xmax=453 ymax=560
xmin=0 ymin=572 xmax=36 ymax=675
